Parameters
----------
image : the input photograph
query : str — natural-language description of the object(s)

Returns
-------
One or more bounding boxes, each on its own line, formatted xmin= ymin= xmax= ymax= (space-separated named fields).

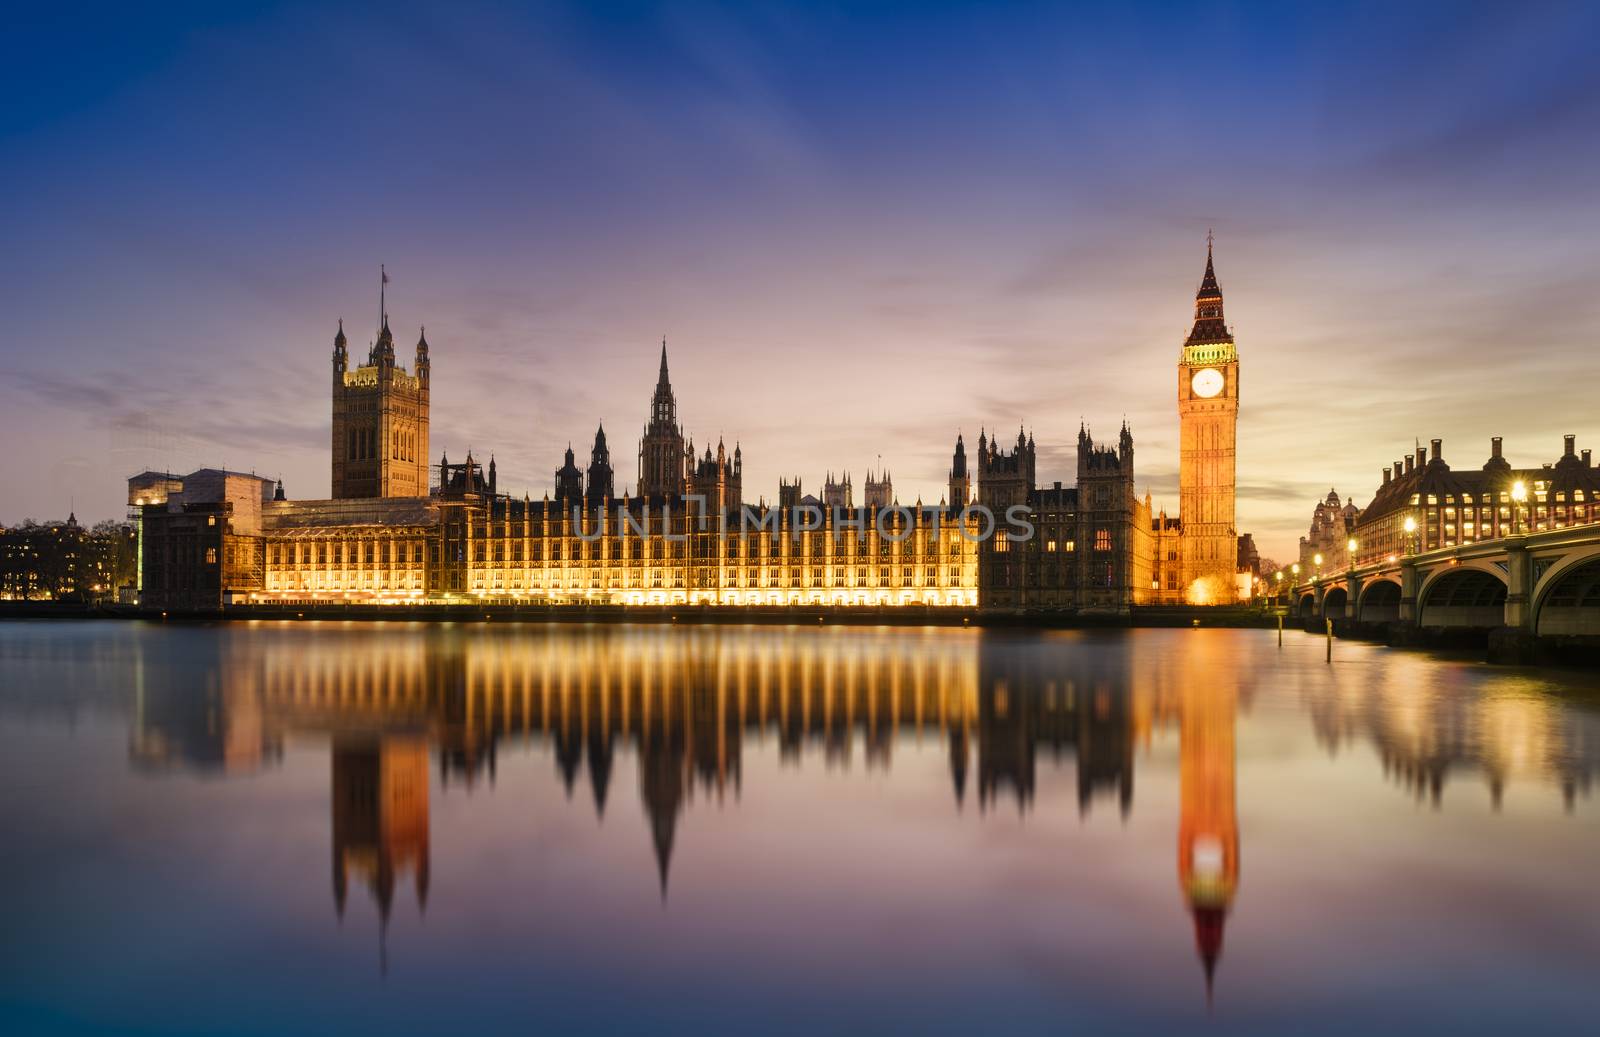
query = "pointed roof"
xmin=334 ymin=318 xmax=347 ymax=348
xmin=1185 ymin=238 xmax=1234 ymax=348
xmin=1196 ymin=242 xmax=1221 ymax=301
xmin=657 ymin=337 xmax=671 ymax=387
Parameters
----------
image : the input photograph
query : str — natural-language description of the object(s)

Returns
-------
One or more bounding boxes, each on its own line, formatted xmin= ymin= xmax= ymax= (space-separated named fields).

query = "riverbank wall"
xmin=2 ymin=600 xmax=1277 ymax=630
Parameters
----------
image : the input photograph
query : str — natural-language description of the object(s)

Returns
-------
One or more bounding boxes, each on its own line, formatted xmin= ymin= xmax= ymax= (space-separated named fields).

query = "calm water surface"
xmin=1 ymin=621 xmax=1598 ymax=1035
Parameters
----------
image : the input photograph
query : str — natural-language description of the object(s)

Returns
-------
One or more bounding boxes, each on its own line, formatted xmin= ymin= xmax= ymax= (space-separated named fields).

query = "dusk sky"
xmin=5 ymin=1 xmax=1599 ymax=561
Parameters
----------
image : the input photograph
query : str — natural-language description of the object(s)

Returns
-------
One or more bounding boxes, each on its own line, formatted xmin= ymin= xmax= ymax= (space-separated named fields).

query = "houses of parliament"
xmin=130 ymin=245 xmax=1248 ymax=612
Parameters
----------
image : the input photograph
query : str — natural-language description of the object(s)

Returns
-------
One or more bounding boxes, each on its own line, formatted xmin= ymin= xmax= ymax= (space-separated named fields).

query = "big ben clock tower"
xmin=1177 ymin=239 xmax=1239 ymax=604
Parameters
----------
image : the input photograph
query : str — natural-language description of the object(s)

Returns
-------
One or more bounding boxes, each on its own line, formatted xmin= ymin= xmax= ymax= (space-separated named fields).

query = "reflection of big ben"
xmin=1177 ymin=239 xmax=1240 ymax=605
xmin=1178 ymin=678 xmax=1239 ymax=998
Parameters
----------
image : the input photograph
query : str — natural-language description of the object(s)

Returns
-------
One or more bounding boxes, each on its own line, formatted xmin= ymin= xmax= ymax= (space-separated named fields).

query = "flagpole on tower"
xmin=380 ymin=264 xmax=388 ymax=330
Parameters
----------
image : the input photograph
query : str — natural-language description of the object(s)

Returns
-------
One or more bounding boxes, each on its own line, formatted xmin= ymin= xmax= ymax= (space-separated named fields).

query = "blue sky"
xmin=4 ymin=1 xmax=1599 ymax=559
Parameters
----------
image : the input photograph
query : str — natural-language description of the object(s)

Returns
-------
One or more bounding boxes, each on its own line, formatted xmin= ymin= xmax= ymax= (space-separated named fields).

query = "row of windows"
xmin=467 ymin=521 xmax=976 ymax=549
xmin=270 ymin=541 xmax=428 ymax=566
xmin=1417 ymin=487 xmax=1588 ymax=506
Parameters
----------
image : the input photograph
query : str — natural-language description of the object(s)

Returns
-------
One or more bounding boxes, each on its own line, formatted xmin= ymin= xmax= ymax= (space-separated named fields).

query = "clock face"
xmin=1191 ymin=368 xmax=1225 ymax=399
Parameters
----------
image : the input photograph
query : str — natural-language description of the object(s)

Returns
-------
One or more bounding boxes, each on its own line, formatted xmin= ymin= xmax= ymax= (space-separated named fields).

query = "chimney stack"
xmin=1430 ymin=438 xmax=1442 ymax=463
xmin=1382 ymin=468 xmax=1391 ymax=485
xmin=1393 ymin=461 xmax=1403 ymax=480
xmin=1584 ymin=449 xmax=1593 ymax=468
xmin=1405 ymin=455 xmax=1414 ymax=474
xmin=1418 ymin=445 xmax=1428 ymax=466
xmin=1491 ymin=436 xmax=1503 ymax=460
xmin=1564 ymin=434 xmax=1576 ymax=457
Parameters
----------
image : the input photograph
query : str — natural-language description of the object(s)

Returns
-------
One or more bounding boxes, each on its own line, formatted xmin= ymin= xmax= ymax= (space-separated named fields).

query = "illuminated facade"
xmin=131 ymin=287 xmax=1173 ymax=612
xmin=135 ymin=469 xmax=982 ymax=609
xmin=262 ymin=494 xmax=981 ymax=607
xmin=1354 ymin=435 xmax=1600 ymax=566
xmin=331 ymin=312 xmax=431 ymax=500
xmin=1173 ymin=242 xmax=1242 ymax=604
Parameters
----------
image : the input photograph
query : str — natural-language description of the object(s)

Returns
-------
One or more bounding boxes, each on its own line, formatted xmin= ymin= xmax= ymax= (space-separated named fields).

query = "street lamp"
xmin=1346 ymin=537 xmax=1359 ymax=568
xmin=1511 ymin=479 xmax=1528 ymax=536
xmin=1403 ymin=514 xmax=1417 ymax=555
xmin=1313 ymin=552 xmax=1323 ymax=580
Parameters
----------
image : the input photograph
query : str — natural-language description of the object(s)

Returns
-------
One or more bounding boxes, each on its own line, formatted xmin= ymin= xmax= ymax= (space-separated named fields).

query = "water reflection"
xmin=1300 ymin=662 xmax=1596 ymax=809
xmin=100 ymin=624 xmax=1599 ymax=997
xmin=1180 ymin=642 xmax=1237 ymax=1002
xmin=332 ymin=736 xmax=430 ymax=976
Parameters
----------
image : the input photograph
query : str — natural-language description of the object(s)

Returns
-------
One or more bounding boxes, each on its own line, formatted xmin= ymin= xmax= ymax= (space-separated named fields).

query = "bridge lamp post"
xmin=1511 ymin=480 xmax=1528 ymax=536
xmin=1313 ymin=552 xmax=1323 ymax=580
xmin=1346 ymin=537 xmax=1359 ymax=569
xmin=1403 ymin=514 xmax=1417 ymax=555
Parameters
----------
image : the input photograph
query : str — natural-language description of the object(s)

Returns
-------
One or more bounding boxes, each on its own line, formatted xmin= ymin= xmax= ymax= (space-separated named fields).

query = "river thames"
xmin=1 ymin=621 xmax=1597 ymax=1035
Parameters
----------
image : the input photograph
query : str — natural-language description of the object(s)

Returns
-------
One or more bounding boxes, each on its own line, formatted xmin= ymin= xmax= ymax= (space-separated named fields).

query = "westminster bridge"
xmin=1290 ymin=523 xmax=1600 ymax=640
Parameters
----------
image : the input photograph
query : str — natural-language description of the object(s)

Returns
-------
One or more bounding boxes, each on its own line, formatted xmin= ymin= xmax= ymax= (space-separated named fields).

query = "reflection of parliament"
xmin=131 ymin=245 xmax=1251 ymax=611
xmin=125 ymin=628 xmax=1595 ymax=992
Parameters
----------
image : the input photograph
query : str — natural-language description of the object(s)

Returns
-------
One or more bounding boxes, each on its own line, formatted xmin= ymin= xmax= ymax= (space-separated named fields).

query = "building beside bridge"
xmin=1353 ymin=436 xmax=1600 ymax=566
xmin=1297 ymin=489 xmax=1361 ymax=574
xmin=1292 ymin=433 xmax=1600 ymax=642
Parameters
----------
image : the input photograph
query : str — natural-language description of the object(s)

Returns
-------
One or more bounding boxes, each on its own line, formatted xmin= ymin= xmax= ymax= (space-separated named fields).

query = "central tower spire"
xmin=638 ymin=337 xmax=686 ymax=500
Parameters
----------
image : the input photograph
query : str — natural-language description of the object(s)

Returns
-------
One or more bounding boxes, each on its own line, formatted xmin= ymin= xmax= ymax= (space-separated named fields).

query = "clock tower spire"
xmin=1176 ymin=238 xmax=1240 ymax=604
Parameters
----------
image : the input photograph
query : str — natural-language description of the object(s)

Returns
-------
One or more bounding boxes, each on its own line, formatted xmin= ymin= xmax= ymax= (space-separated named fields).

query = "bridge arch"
xmin=1296 ymin=592 xmax=1318 ymax=620
xmin=1419 ymin=565 xmax=1507 ymax=628
xmin=1357 ymin=578 xmax=1402 ymax=623
xmin=1321 ymin=586 xmax=1348 ymax=619
xmin=1533 ymin=554 xmax=1600 ymax=636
